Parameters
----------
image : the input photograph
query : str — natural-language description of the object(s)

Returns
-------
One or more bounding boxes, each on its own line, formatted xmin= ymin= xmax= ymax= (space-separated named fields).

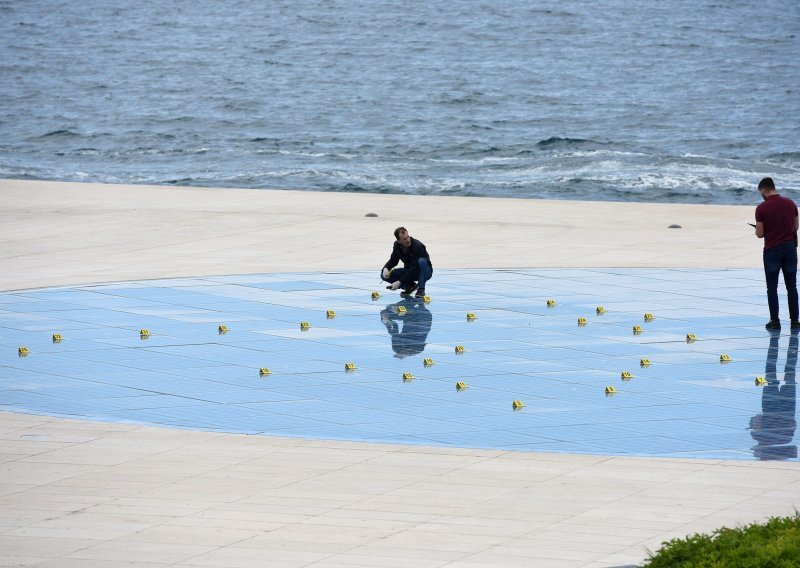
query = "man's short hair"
xmin=394 ymin=226 xmax=407 ymax=240
xmin=759 ymin=177 xmax=776 ymax=191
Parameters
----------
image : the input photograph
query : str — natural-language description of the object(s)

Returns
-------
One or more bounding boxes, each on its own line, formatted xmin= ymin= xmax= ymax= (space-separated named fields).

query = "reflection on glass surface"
xmin=379 ymin=298 xmax=432 ymax=358
xmin=751 ymin=331 xmax=798 ymax=460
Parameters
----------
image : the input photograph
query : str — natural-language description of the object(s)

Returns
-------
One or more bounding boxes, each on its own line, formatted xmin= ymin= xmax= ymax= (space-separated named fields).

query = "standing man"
xmin=381 ymin=227 xmax=432 ymax=299
xmin=755 ymin=177 xmax=799 ymax=330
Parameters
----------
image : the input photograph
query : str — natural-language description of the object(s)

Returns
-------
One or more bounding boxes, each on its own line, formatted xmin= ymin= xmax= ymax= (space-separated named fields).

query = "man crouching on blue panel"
xmin=381 ymin=226 xmax=433 ymax=299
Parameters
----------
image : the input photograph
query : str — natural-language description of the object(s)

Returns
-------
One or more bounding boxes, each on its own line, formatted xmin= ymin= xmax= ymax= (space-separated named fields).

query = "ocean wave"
xmin=766 ymin=152 xmax=800 ymax=171
xmin=3 ymin=143 xmax=794 ymax=206
xmin=33 ymin=129 xmax=82 ymax=140
xmin=26 ymin=130 xmax=116 ymax=143
xmin=108 ymin=146 xmax=211 ymax=157
xmin=55 ymin=148 xmax=100 ymax=156
xmin=338 ymin=182 xmax=371 ymax=193
xmin=535 ymin=137 xmax=606 ymax=149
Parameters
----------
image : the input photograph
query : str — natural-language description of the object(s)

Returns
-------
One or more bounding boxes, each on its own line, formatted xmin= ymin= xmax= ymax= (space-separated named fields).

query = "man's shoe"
xmin=414 ymin=288 xmax=426 ymax=298
xmin=400 ymin=282 xmax=417 ymax=297
xmin=791 ymin=320 xmax=800 ymax=330
xmin=766 ymin=320 xmax=781 ymax=330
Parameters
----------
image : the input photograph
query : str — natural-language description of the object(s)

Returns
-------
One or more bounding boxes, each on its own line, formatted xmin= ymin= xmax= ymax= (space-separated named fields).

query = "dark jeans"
xmin=764 ymin=241 xmax=799 ymax=322
xmin=381 ymin=258 xmax=433 ymax=290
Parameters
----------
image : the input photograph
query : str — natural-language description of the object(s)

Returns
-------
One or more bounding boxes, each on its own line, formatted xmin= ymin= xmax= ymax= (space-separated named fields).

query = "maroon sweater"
xmin=756 ymin=194 xmax=798 ymax=250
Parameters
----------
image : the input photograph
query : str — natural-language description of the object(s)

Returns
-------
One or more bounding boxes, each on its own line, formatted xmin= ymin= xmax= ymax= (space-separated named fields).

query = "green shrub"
xmin=642 ymin=511 xmax=800 ymax=567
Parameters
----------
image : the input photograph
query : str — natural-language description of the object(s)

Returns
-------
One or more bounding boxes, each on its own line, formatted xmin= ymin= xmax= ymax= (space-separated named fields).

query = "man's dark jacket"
xmin=383 ymin=238 xmax=433 ymax=285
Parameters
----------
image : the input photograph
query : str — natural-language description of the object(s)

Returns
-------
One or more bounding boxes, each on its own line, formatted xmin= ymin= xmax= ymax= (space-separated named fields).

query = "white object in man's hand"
xmin=389 ymin=281 xmax=401 ymax=290
xmin=382 ymin=267 xmax=392 ymax=279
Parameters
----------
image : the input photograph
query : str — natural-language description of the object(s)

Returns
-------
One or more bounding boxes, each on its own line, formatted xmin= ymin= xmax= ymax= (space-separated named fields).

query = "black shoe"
xmin=415 ymin=288 xmax=426 ymax=299
xmin=791 ymin=320 xmax=800 ymax=330
xmin=766 ymin=320 xmax=781 ymax=330
xmin=400 ymin=282 xmax=417 ymax=297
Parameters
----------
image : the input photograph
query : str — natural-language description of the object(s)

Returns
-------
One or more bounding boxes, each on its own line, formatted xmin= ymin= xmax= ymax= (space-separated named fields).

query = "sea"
xmin=1 ymin=0 xmax=798 ymax=205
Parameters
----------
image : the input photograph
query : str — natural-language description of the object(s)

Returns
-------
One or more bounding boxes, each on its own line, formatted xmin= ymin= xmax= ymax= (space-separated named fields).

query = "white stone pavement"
xmin=1 ymin=179 xmax=798 ymax=568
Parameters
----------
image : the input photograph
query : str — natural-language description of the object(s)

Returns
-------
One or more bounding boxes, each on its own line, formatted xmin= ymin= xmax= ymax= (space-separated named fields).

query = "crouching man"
xmin=381 ymin=226 xmax=432 ymax=299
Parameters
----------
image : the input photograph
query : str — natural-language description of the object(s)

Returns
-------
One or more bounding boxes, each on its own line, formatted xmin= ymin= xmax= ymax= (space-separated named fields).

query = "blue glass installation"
xmin=0 ymin=268 xmax=796 ymax=460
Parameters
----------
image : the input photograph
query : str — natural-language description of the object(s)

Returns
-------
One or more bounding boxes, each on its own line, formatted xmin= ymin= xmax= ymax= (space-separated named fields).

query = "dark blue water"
xmin=1 ymin=0 xmax=798 ymax=204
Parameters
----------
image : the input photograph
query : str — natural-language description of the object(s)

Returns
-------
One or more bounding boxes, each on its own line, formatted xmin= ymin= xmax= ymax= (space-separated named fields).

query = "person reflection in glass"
xmin=750 ymin=330 xmax=797 ymax=460
xmin=380 ymin=298 xmax=432 ymax=358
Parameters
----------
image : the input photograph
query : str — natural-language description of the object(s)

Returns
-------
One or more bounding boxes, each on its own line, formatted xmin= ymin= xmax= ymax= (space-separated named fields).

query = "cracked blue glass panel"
xmin=0 ymin=268 xmax=797 ymax=461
